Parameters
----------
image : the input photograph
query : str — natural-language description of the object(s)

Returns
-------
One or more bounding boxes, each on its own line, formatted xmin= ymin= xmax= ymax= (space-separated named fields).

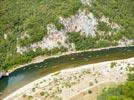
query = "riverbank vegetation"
xmin=0 ymin=0 xmax=134 ymax=71
xmin=97 ymin=67 xmax=134 ymax=100
xmin=3 ymin=58 xmax=133 ymax=100
xmin=68 ymin=32 xmax=117 ymax=50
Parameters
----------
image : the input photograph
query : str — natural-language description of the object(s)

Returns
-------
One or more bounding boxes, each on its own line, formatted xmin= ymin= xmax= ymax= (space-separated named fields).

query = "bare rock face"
xmin=17 ymin=24 xmax=69 ymax=54
xmin=30 ymin=24 xmax=68 ymax=50
xmin=4 ymin=34 xmax=7 ymax=40
xmin=118 ymin=37 xmax=134 ymax=46
xmin=16 ymin=45 xmax=28 ymax=54
xmin=100 ymin=15 xmax=121 ymax=30
xmin=17 ymin=10 xmax=97 ymax=54
xmin=60 ymin=11 xmax=97 ymax=37
xmin=0 ymin=71 xmax=9 ymax=79
xmin=19 ymin=32 xmax=30 ymax=40
xmin=81 ymin=0 xmax=92 ymax=5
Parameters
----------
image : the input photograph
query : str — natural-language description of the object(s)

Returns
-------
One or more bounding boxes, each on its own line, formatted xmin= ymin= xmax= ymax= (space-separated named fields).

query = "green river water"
xmin=0 ymin=46 xmax=134 ymax=98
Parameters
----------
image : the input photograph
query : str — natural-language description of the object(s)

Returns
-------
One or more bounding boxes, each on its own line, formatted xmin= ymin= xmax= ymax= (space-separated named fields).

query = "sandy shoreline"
xmin=8 ymin=45 xmax=134 ymax=74
xmin=4 ymin=57 xmax=134 ymax=100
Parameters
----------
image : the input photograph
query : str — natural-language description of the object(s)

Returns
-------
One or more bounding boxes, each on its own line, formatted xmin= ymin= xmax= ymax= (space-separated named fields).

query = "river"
xmin=0 ymin=46 xmax=134 ymax=98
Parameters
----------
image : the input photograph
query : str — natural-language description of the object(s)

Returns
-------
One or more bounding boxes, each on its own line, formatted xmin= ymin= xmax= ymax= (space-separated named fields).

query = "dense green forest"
xmin=97 ymin=67 xmax=134 ymax=100
xmin=0 ymin=0 xmax=134 ymax=71
xmin=68 ymin=0 xmax=134 ymax=50
xmin=90 ymin=0 xmax=134 ymax=39
xmin=68 ymin=32 xmax=117 ymax=50
xmin=0 ymin=0 xmax=82 ymax=70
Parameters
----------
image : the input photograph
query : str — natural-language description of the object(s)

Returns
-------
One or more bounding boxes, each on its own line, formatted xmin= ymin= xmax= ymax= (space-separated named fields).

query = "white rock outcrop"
xmin=16 ymin=45 xmax=28 ymax=54
xmin=60 ymin=11 xmax=97 ymax=37
xmin=81 ymin=0 xmax=92 ymax=5
xmin=30 ymin=24 xmax=68 ymax=50
xmin=17 ymin=10 xmax=97 ymax=54
xmin=100 ymin=15 xmax=121 ymax=30
xmin=4 ymin=34 xmax=7 ymax=40
xmin=19 ymin=32 xmax=30 ymax=40
xmin=118 ymin=37 xmax=134 ymax=46
xmin=17 ymin=24 xmax=69 ymax=54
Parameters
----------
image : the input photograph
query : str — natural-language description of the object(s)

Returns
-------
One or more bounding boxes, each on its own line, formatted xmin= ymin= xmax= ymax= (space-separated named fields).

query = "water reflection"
xmin=0 ymin=77 xmax=8 ymax=96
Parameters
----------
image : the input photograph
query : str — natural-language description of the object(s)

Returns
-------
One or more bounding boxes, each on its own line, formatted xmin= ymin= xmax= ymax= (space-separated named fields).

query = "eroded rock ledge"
xmin=0 ymin=71 xmax=9 ymax=79
xmin=17 ymin=10 xmax=97 ymax=54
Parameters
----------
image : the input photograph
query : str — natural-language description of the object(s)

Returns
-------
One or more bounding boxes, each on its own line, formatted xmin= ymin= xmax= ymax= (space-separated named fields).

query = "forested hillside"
xmin=0 ymin=0 xmax=134 ymax=71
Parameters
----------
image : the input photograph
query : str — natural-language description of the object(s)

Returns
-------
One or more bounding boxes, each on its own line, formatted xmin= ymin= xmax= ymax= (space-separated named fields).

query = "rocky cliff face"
xmin=16 ymin=10 xmax=98 ymax=54
xmin=16 ymin=0 xmax=97 ymax=54
xmin=0 ymin=0 xmax=133 ymax=70
xmin=16 ymin=9 xmax=133 ymax=54
xmin=16 ymin=0 xmax=134 ymax=54
xmin=0 ymin=71 xmax=9 ymax=78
